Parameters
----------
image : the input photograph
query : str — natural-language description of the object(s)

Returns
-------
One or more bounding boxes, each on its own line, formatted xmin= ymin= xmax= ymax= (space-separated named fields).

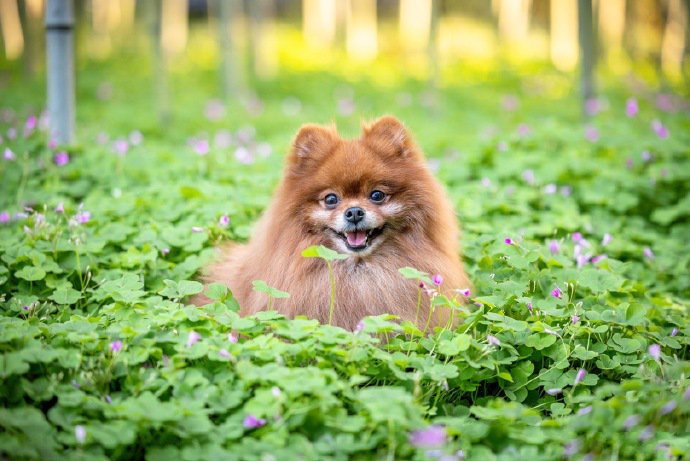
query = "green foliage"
xmin=0 ymin=56 xmax=689 ymax=461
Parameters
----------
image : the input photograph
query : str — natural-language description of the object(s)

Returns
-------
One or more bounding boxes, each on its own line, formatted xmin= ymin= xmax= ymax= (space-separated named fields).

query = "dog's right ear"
xmin=287 ymin=124 xmax=338 ymax=171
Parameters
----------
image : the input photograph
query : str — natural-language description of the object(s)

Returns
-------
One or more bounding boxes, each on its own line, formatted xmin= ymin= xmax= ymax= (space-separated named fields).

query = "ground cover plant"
xmin=1 ymin=48 xmax=690 ymax=460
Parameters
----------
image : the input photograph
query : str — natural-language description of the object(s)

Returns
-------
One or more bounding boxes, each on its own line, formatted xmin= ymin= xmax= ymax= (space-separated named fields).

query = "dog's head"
xmin=279 ymin=116 xmax=441 ymax=257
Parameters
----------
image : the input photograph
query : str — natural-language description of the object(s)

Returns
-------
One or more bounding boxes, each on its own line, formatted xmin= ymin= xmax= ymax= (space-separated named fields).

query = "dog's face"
xmin=280 ymin=116 xmax=436 ymax=257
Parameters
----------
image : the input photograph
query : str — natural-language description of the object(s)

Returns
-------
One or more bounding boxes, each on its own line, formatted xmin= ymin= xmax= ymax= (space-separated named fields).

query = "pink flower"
xmin=651 ymin=120 xmax=669 ymax=139
xmin=517 ymin=123 xmax=531 ymax=137
xmin=481 ymin=177 xmax=492 ymax=188
xmin=648 ymin=344 xmax=661 ymax=360
xmin=54 ymin=151 xmax=69 ymax=166
xmin=219 ymin=349 xmax=231 ymax=359
xmin=522 ymin=169 xmax=536 ymax=185
xmin=129 ymin=130 xmax=143 ymax=146
xmin=548 ymin=240 xmax=560 ymax=254
xmin=271 ymin=386 xmax=282 ymax=397
xmin=585 ymin=97 xmax=601 ymax=116
xmin=527 ymin=302 xmax=533 ymax=314
xmin=457 ymin=288 xmax=471 ymax=297
xmin=228 ymin=332 xmax=238 ymax=343
xmin=75 ymin=210 xmax=91 ymax=224
xmin=504 ymin=237 xmax=513 ymax=245
xmin=110 ymin=340 xmax=123 ymax=353
xmin=576 ymin=253 xmax=591 ymax=268
xmin=625 ymin=98 xmax=638 ymax=117
xmin=113 ymin=139 xmax=129 ymax=156
xmin=572 ymin=232 xmax=583 ymax=243
xmin=3 ymin=147 xmax=16 ymax=161
xmin=204 ymin=99 xmax=226 ymax=121
xmin=432 ymin=274 xmax=443 ymax=286
xmin=243 ymin=414 xmax=267 ymax=429
xmin=408 ymin=425 xmax=447 ymax=448
xmin=25 ymin=114 xmax=37 ymax=131
xmin=571 ymin=315 xmax=580 ymax=325
xmin=186 ymin=331 xmax=201 ymax=347
xmin=160 ymin=248 xmax=170 ymax=256
xmin=354 ymin=321 xmax=365 ymax=334
xmin=487 ymin=335 xmax=501 ymax=346
xmin=234 ymin=146 xmax=254 ymax=164
xmin=574 ymin=368 xmax=587 ymax=385
xmin=75 ymin=425 xmax=86 ymax=444
xmin=214 ymin=130 xmax=233 ymax=149
xmin=671 ymin=328 xmax=678 ymax=337
xmin=546 ymin=388 xmax=562 ymax=396
xmin=641 ymin=151 xmax=652 ymax=162
xmin=590 ymin=254 xmax=607 ymax=264
xmin=543 ymin=183 xmax=557 ymax=194
xmin=48 ymin=138 xmax=58 ymax=149
xmin=551 ymin=287 xmax=562 ymax=299
xmin=601 ymin=233 xmax=612 ymax=246
xmin=55 ymin=202 xmax=64 ymax=213
xmin=0 ymin=211 xmax=9 ymax=223
xmin=218 ymin=215 xmax=230 ymax=227
xmin=190 ymin=139 xmax=209 ymax=156
xmin=584 ymin=125 xmax=599 ymax=142
xmin=643 ymin=247 xmax=654 ymax=260
xmin=191 ymin=226 xmax=204 ymax=233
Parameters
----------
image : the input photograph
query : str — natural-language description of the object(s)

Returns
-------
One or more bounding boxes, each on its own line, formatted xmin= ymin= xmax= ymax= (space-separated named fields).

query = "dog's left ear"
xmin=362 ymin=116 xmax=413 ymax=157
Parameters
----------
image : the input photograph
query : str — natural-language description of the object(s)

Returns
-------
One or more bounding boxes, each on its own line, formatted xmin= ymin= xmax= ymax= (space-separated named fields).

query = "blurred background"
xmin=0 ymin=0 xmax=688 ymax=148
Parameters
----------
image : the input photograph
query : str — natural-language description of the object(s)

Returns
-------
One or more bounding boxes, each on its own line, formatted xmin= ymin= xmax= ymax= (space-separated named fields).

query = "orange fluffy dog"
xmin=196 ymin=116 xmax=470 ymax=330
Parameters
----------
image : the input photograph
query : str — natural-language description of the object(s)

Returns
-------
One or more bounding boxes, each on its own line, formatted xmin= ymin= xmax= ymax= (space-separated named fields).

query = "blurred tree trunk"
xmin=661 ymin=0 xmax=688 ymax=80
xmin=20 ymin=0 xmax=44 ymax=78
xmin=550 ymin=0 xmax=578 ymax=71
xmin=598 ymin=0 xmax=626 ymax=60
xmin=45 ymin=0 xmax=75 ymax=144
xmin=147 ymin=0 xmax=170 ymax=125
xmin=496 ymin=0 xmax=532 ymax=48
xmin=303 ymin=0 xmax=337 ymax=48
xmin=248 ymin=0 xmax=277 ymax=79
xmin=399 ymin=0 xmax=431 ymax=55
xmin=214 ymin=0 xmax=245 ymax=100
xmin=346 ymin=0 xmax=377 ymax=61
xmin=428 ymin=0 xmax=440 ymax=90
xmin=0 ymin=0 xmax=24 ymax=60
xmin=578 ymin=0 xmax=596 ymax=106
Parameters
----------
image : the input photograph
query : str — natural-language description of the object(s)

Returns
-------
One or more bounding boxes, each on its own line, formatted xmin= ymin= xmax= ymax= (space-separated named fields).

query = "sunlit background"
xmin=0 ymin=0 xmax=688 ymax=146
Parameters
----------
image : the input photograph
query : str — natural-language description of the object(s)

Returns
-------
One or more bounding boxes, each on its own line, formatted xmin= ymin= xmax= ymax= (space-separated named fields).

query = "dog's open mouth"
xmin=334 ymin=226 xmax=385 ymax=251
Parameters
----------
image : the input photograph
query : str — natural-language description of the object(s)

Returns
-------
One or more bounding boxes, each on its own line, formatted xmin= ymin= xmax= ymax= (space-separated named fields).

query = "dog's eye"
xmin=369 ymin=190 xmax=386 ymax=203
xmin=324 ymin=193 xmax=339 ymax=208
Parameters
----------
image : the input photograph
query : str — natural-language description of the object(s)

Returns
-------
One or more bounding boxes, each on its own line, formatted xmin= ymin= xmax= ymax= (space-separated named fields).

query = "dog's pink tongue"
xmin=346 ymin=231 xmax=367 ymax=247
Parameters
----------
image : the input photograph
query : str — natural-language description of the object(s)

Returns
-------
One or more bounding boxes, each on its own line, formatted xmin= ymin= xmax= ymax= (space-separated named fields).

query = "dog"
xmin=194 ymin=116 xmax=470 ymax=330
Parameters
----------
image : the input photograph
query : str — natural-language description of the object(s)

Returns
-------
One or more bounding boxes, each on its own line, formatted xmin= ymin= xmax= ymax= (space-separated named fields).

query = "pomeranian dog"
xmin=195 ymin=116 xmax=470 ymax=330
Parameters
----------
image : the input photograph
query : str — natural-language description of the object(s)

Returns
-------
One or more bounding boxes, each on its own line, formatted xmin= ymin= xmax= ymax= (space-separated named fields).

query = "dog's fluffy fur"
xmin=194 ymin=116 xmax=470 ymax=330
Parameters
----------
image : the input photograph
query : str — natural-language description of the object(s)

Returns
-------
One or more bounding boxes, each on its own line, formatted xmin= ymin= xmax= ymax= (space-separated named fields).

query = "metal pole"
xmin=577 ymin=0 xmax=596 ymax=111
xmin=45 ymin=0 xmax=75 ymax=144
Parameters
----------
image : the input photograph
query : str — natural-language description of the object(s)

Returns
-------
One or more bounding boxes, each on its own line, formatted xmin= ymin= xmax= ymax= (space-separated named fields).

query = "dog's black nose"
xmin=344 ymin=207 xmax=365 ymax=224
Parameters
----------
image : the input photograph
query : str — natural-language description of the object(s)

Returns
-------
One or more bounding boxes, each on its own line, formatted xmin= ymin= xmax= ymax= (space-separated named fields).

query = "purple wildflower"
xmin=54 ymin=151 xmax=69 ymax=166
xmin=487 ymin=335 xmax=501 ymax=346
xmin=186 ymin=331 xmax=201 ymax=347
xmin=504 ymin=237 xmax=513 ymax=245
xmin=643 ymin=247 xmax=654 ymax=260
xmin=584 ymin=125 xmax=599 ymax=142
xmin=543 ymin=183 xmax=557 ymax=194
xmin=591 ymin=254 xmax=606 ymax=264
xmin=0 ymin=211 xmax=9 ymax=223
xmin=191 ymin=139 xmax=210 ymax=156
xmin=218 ymin=215 xmax=230 ymax=227
xmin=625 ymin=98 xmax=638 ymax=117
xmin=623 ymin=415 xmax=640 ymax=429
xmin=25 ymin=114 xmax=37 ymax=131
xmin=639 ymin=425 xmax=654 ymax=442
xmin=527 ymin=302 xmax=533 ymax=314
xmin=546 ymin=388 xmax=562 ymax=396
xmin=3 ymin=147 xmax=15 ymax=161
xmin=354 ymin=321 xmax=365 ymax=334
xmin=432 ymin=274 xmax=443 ymax=286
xmin=684 ymin=386 xmax=690 ymax=401
xmin=228 ymin=332 xmax=238 ymax=343
xmin=234 ymin=146 xmax=254 ymax=164
xmin=571 ymin=315 xmax=580 ymax=325
xmin=271 ymin=386 xmax=282 ymax=397
xmin=243 ymin=414 xmax=267 ymax=429
xmin=55 ymin=202 xmax=64 ymax=213
xmin=522 ymin=169 xmax=535 ymax=185
xmin=457 ymin=288 xmax=471 ymax=298
xmin=75 ymin=210 xmax=91 ymax=224
xmin=572 ymin=232 xmax=583 ymax=243
xmin=408 ymin=425 xmax=447 ymax=448
xmin=75 ymin=425 xmax=86 ymax=444
xmin=517 ymin=123 xmax=531 ymax=137
xmin=641 ymin=150 xmax=652 ymax=162
xmin=551 ymin=287 xmax=562 ymax=299
xmin=648 ymin=344 xmax=661 ymax=361
xmin=113 ymin=139 xmax=129 ymax=156
xmin=659 ymin=400 xmax=676 ymax=415
xmin=110 ymin=340 xmax=123 ymax=353
xmin=670 ymin=328 xmax=678 ymax=337
xmin=574 ymin=368 xmax=587 ymax=385
xmin=602 ymin=233 xmax=612 ymax=246
xmin=480 ymin=177 xmax=492 ymax=188
xmin=651 ymin=120 xmax=669 ymax=139
xmin=585 ymin=97 xmax=601 ymax=116
xmin=191 ymin=226 xmax=204 ymax=233
xmin=219 ymin=349 xmax=230 ymax=359
xmin=105 ymin=395 xmax=112 ymax=404
xmin=577 ymin=405 xmax=593 ymax=416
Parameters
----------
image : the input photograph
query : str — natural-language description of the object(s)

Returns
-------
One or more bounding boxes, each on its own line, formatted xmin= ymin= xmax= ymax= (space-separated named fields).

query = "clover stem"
xmin=268 ymin=294 xmax=274 ymax=311
xmin=327 ymin=260 xmax=336 ymax=325
xmin=414 ymin=283 xmax=422 ymax=326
